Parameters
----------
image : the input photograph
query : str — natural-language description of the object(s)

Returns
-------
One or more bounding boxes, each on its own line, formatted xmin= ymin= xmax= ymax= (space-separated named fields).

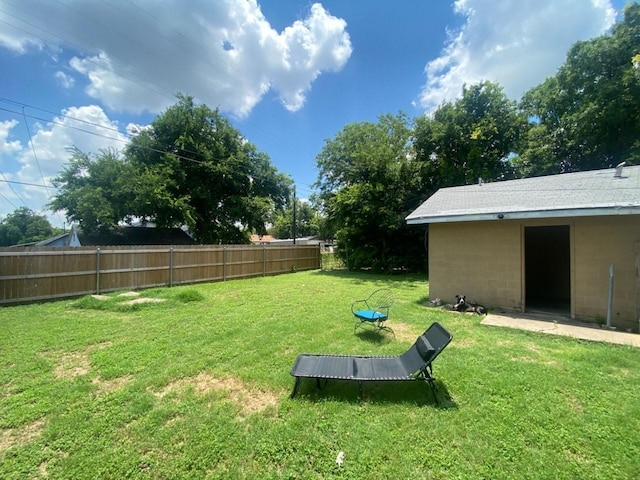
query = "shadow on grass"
xmin=354 ymin=329 xmax=394 ymax=345
xmin=309 ymin=269 xmax=428 ymax=288
xmin=291 ymin=378 xmax=457 ymax=409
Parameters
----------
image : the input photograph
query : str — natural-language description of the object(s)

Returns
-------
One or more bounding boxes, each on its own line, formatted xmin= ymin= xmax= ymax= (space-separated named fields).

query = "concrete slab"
xmin=482 ymin=313 xmax=640 ymax=348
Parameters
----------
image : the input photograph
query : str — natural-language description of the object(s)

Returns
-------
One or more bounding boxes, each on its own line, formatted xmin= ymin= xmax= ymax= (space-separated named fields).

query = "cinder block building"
xmin=406 ymin=164 xmax=640 ymax=331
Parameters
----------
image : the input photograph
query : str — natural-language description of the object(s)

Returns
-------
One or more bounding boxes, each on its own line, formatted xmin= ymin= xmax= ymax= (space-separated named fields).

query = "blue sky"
xmin=0 ymin=0 xmax=630 ymax=227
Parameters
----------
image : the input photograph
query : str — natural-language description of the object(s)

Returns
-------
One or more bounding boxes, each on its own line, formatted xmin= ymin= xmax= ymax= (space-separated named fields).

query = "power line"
xmin=0 ymin=170 xmax=30 ymax=209
xmin=0 ymin=178 xmax=56 ymax=188
xmin=21 ymin=106 xmax=49 ymax=192
xmin=0 ymin=188 xmax=19 ymax=210
xmin=0 ymin=100 xmax=318 ymax=193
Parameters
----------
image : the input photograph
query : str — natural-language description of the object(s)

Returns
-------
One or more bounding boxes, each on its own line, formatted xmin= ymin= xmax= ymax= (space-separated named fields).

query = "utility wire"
xmin=0 ymin=101 xmax=318 ymax=192
xmin=0 ymin=188 xmax=19 ymax=210
xmin=0 ymin=170 xmax=30 ymax=209
xmin=22 ymin=106 xmax=49 ymax=191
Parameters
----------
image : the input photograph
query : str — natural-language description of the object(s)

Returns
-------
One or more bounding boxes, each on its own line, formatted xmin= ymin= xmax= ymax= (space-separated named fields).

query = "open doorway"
xmin=524 ymin=225 xmax=571 ymax=314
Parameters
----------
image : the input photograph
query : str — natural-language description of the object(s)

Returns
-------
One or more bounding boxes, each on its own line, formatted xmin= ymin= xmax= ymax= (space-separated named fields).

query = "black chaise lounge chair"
xmin=290 ymin=322 xmax=452 ymax=401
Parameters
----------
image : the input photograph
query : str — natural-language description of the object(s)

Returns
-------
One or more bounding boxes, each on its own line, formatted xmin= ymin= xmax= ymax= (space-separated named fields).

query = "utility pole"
xmin=292 ymin=185 xmax=297 ymax=244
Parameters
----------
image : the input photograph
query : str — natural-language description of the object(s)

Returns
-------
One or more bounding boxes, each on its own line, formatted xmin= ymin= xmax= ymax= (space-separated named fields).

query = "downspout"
xmin=606 ymin=263 xmax=614 ymax=328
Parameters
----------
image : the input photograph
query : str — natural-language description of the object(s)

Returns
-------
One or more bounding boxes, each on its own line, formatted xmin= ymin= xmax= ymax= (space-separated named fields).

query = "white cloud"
xmin=0 ymin=120 xmax=25 ymax=216
xmin=54 ymin=71 xmax=75 ymax=89
xmin=0 ymin=0 xmax=352 ymax=117
xmin=0 ymin=120 xmax=23 ymax=157
xmin=419 ymin=0 xmax=617 ymax=110
xmin=0 ymin=106 xmax=128 ymax=224
xmin=273 ymin=3 xmax=353 ymax=111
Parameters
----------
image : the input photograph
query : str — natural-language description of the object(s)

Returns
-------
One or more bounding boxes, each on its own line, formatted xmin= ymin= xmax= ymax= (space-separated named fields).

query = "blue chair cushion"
xmin=354 ymin=310 xmax=387 ymax=322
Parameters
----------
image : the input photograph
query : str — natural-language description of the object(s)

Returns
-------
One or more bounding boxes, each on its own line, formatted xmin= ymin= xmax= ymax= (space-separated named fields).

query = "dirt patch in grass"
xmin=42 ymin=341 xmax=112 ymax=380
xmin=91 ymin=294 xmax=110 ymax=300
xmin=564 ymin=393 xmax=584 ymax=415
xmin=391 ymin=322 xmax=420 ymax=343
xmin=122 ymin=297 xmax=166 ymax=305
xmin=90 ymin=292 xmax=166 ymax=306
xmin=0 ymin=418 xmax=45 ymax=452
xmin=450 ymin=337 xmax=478 ymax=348
xmin=508 ymin=354 xmax=557 ymax=367
xmin=152 ymin=372 xmax=279 ymax=416
xmin=92 ymin=375 xmax=132 ymax=394
xmin=55 ymin=351 xmax=91 ymax=379
xmin=0 ymin=381 xmax=15 ymax=401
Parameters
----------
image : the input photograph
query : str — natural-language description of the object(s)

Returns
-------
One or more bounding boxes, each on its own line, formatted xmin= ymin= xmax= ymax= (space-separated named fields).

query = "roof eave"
xmin=406 ymin=206 xmax=640 ymax=225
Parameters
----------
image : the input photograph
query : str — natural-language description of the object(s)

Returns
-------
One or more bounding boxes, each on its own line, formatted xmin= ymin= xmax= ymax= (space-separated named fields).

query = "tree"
xmin=269 ymin=199 xmax=321 ymax=239
xmin=519 ymin=4 xmax=640 ymax=174
xmin=49 ymin=147 xmax=135 ymax=233
xmin=125 ymin=95 xmax=291 ymax=243
xmin=0 ymin=207 xmax=56 ymax=246
xmin=315 ymin=113 xmax=426 ymax=272
xmin=414 ymin=81 xmax=526 ymax=194
xmin=50 ymin=95 xmax=292 ymax=244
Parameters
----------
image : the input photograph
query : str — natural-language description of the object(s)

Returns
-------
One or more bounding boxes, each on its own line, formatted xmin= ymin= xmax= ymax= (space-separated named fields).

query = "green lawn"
xmin=1 ymin=270 xmax=639 ymax=479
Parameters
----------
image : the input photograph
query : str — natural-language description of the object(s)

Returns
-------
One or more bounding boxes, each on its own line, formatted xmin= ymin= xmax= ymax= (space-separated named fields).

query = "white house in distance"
xmin=406 ymin=164 xmax=640 ymax=331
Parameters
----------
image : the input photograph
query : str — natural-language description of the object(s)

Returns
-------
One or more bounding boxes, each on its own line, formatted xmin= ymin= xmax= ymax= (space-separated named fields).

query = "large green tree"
xmin=519 ymin=3 xmax=640 ymax=175
xmin=414 ymin=81 xmax=526 ymax=194
xmin=0 ymin=207 xmax=57 ymax=246
xmin=50 ymin=96 xmax=291 ymax=244
xmin=315 ymin=113 xmax=426 ymax=272
xmin=49 ymin=147 xmax=134 ymax=233
xmin=125 ymin=95 xmax=291 ymax=243
xmin=269 ymin=199 xmax=321 ymax=239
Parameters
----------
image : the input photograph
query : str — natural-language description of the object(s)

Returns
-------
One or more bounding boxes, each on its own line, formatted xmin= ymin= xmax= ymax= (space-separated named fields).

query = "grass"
xmin=1 ymin=270 xmax=639 ymax=479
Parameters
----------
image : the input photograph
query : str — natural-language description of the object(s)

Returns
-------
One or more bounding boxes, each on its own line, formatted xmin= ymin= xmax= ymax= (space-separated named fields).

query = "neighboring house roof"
xmin=250 ymin=234 xmax=277 ymax=244
xmin=35 ymin=230 xmax=78 ymax=247
xmin=32 ymin=226 xmax=196 ymax=247
xmin=268 ymin=236 xmax=321 ymax=245
xmin=77 ymin=226 xmax=196 ymax=246
xmin=406 ymin=164 xmax=640 ymax=225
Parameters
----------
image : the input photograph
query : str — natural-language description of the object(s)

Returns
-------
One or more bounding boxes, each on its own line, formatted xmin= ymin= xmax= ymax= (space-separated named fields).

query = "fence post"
xmin=263 ymin=244 xmax=266 ymax=276
xmin=223 ymin=246 xmax=227 ymax=281
xmin=169 ymin=247 xmax=174 ymax=287
xmin=96 ymin=248 xmax=101 ymax=294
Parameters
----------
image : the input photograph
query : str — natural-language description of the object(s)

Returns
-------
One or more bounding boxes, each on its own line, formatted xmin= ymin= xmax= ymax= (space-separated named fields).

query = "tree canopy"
xmin=49 ymin=147 xmax=134 ymax=233
xmin=518 ymin=3 xmax=640 ymax=174
xmin=269 ymin=199 xmax=321 ymax=239
xmin=50 ymin=95 xmax=292 ymax=244
xmin=0 ymin=207 xmax=58 ymax=246
xmin=414 ymin=81 xmax=527 ymax=194
xmin=315 ymin=113 xmax=426 ymax=271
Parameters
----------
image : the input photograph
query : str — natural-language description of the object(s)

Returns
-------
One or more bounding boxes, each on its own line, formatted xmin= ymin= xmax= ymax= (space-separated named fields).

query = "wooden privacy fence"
xmin=0 ymin=244 xmax=320 ymax=305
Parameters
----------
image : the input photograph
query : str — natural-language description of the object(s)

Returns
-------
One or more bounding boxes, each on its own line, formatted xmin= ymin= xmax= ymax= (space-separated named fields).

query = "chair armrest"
xmin=351 ymin=299 xmax=369 ymax=314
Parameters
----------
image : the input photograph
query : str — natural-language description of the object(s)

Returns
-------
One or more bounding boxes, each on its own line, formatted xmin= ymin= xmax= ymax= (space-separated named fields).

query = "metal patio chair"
xmin=351 ymin=288 xmax=395 ymax=336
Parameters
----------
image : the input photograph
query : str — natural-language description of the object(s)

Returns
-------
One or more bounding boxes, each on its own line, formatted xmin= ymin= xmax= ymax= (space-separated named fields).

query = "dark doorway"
xmin=524 ymin=225 xmax=571 ymax=313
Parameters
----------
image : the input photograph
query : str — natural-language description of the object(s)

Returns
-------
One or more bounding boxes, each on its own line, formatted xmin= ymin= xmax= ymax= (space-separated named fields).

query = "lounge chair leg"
xmin=290 ymin=378 xmax=301 ymax=398
xmin=316 ymin=378 xmax=329 ymax=390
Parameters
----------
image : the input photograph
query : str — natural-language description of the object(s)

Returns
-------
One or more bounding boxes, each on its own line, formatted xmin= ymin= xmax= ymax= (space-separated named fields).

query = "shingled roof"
xmin=77 ymin=226 xmax=196 ymax=246
xmin=406 ymin=164 xmax=640 ymax=225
